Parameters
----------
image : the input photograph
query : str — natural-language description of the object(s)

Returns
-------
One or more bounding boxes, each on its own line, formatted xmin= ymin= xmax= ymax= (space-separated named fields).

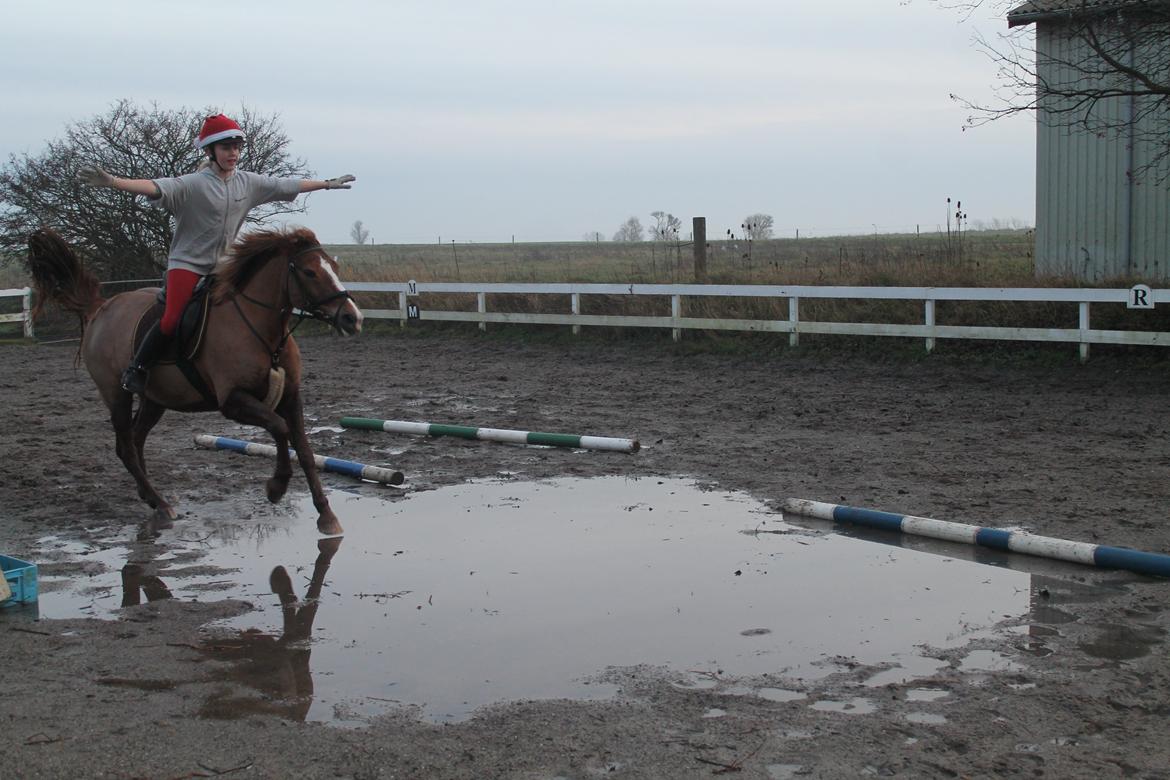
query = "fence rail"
xmin=344 ymin=281 xmax=1170 ymax=361
xmin=8 ymin=281 xmax=1168 ymax=361
xmin=0 ymin=287 xmax=33 ymax=338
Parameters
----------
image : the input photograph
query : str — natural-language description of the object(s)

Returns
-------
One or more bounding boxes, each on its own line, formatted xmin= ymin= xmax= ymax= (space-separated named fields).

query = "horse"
xmin=26 ymin=226 xmax=363 ymax=537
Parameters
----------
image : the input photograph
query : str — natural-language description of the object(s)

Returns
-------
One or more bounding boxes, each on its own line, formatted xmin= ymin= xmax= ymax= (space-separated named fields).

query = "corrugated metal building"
xmin=1009 ymin=1 xmax=1170 ymax=281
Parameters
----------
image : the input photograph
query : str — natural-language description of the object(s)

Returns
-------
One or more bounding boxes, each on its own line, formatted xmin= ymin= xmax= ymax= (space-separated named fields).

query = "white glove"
xmin=79 ymin=166 xmax=115 ymax=188
xmin=324 ymin=174 xmax=356 ymax=190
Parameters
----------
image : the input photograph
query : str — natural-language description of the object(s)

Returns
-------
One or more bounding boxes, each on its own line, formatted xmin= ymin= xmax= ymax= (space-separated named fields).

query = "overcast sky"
xmin=2 ymin=0 xmax=1034 ymax=244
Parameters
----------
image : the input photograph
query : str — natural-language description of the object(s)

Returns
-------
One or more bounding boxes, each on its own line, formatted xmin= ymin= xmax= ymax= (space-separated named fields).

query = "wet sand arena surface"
xmin=32 ymin=476 xmax=1124 ymax=724
xmin=4 ymin=335 xmax=1170 ymax=778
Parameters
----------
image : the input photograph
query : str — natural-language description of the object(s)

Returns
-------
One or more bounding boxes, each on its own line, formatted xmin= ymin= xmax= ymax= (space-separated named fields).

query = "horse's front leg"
xmin=278 ymin=385 xmax=343 ymax=536
xmin=220 ymin=389 xmax=293 ymax=505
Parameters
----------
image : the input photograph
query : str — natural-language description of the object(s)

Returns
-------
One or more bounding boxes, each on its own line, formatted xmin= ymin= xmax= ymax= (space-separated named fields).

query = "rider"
xmin=78 ymin=113 xmax=356 ymax=394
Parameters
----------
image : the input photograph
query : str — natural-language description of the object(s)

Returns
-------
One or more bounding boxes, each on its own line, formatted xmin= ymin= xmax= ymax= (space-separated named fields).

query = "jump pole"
xmin=340 ymin=417 xmax=640 ymax=453
xmin=194 ymin=435 xmax=405 ymax=486
xmin=781 ymin=498 xmax=1170 ymax=579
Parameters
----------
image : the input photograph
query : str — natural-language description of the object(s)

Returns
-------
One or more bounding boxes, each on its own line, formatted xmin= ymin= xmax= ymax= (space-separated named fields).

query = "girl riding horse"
xmin=79 ymin=113 xmax=356 ymax=394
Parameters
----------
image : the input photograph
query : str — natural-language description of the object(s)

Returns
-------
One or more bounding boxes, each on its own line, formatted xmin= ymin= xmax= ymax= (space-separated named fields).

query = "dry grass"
xmin=327 ymin=230 xmax=1038 ymax=287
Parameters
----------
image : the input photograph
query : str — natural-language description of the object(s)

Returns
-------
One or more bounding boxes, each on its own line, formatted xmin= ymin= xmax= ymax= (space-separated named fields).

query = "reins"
xmin=230 ymin=243 xmax=354 ymax=366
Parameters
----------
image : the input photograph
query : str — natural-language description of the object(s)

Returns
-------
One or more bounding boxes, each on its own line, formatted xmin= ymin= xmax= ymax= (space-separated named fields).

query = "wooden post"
xmin=1079 ymin=301 xmax=1090 ymax=363
xmin=924 ymin=299 xmax=935 ymax=354
xmin=23 ymin=286 xmax=34 ymax=339
xmin=693 ymin=217 xmax=707 ymax=283
xmin=671 ymin=294 xmax=682 ymax=342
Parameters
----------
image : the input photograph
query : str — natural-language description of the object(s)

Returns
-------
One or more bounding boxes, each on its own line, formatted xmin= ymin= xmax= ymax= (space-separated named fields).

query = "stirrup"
xmin=121 ymin=365 xmax=148 ymax=394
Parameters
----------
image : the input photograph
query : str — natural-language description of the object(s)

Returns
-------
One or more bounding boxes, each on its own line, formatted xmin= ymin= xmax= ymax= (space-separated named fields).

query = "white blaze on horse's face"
xmin=321 ymin=254 xmax=363 ymax=335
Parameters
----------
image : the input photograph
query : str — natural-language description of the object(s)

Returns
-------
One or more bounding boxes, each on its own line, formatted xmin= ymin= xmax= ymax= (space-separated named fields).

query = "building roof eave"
xmin=1006 ymin=0 xmax=1167 ymax=27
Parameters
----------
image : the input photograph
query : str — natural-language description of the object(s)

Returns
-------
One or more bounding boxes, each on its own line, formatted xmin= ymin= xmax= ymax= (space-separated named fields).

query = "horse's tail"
xmin=26 ymin=228 xmax=106 ymax=331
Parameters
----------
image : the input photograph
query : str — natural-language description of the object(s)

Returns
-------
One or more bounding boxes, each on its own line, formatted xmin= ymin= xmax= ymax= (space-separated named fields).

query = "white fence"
xmin=9 ymin=281 xmax=1168 ymax=361
xmin=0 ymin=287 xmax=33 ymax=338
xmin=345 ymin=281 xmax=1170 ymax=361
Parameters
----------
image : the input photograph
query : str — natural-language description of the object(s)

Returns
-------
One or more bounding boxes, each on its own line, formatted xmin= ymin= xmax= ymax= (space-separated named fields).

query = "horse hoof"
xmin=266 ymin=477 xmax=289 ymax=504
xmin=317 ymin=514 xmax=344 ymax=536
xmin=152 ymin=507 xmax=177 ymax=529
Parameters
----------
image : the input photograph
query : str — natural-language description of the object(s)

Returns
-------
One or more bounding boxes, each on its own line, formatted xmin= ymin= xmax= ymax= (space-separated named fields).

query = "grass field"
xmin=324 ymin=229 xmax=1038 ymax=288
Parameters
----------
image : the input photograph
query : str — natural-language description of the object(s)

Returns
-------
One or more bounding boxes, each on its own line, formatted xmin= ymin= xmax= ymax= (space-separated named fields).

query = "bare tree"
xmin=649 ymin=211 xmax=681 ymax=241
xmin=350 ymin=220 xmax=370 ymax=244
xmin=612 ymin=216 xmax=644 ymax=242
xmin=742 ymin=213 xmax=774 ymax=240
xmin=0 ymin=99 xmax=313 ymax=278
xmin=943 ymin=0 xmax=1170 ymax=180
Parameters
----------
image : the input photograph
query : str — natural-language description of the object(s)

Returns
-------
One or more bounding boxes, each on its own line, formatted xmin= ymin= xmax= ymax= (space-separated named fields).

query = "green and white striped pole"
xmin=340 ymin=417 xmax=640 ymax=453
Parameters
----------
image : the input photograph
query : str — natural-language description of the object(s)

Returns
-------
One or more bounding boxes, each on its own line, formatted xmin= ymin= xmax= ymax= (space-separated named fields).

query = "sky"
xmin=1 ymin=0 xmax=1035 ymax=245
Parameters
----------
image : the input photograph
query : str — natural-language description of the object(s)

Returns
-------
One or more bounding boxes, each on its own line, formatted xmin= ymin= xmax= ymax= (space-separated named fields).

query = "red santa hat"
xmin=196 ymin=114 xmax=245 ymax=149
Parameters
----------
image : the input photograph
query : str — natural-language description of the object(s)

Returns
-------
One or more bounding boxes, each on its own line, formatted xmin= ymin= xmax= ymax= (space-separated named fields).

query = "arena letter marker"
xmin=195 ymin=435 xmax=404 ymax=485
xmin=340 ymin=417 xmax=640 ymax=453
xmin=781 ymin=498 xmax=1170 ymax=578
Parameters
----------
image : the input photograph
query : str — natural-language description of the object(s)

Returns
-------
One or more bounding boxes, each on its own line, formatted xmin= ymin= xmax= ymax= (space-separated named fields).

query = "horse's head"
xmin=216 ymin=227 xmax=363 ymax=335
xmin=286 ymin=235 xmax=364 ymax=336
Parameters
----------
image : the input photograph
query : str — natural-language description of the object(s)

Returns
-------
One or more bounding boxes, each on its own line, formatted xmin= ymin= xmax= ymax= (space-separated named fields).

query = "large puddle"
xmin=31 ymin=477 xmax=1052 ymax=723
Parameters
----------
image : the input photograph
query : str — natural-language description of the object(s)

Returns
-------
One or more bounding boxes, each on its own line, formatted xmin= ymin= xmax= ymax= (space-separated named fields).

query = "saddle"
xmin=130 ymin=276 xmax=286 ymax=409
xmin=131 ymin=276 xmax=216 ymax=401
xmin=133 ymin=275 xmax=214 ymax=358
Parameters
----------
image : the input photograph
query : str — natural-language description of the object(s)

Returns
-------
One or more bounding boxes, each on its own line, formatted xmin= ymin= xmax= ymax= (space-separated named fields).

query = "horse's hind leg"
xmin=131 ymin=399 xmax=174 ymax=532
xmin=110 ymin=393 xmax=176 ymax=529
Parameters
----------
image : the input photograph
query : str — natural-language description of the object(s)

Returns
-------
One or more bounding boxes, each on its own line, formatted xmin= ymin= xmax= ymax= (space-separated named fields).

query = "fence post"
xmin=398 ymin=291 xmax=407 ymax=328
xmin=571 ymin=292 xmax=580 ymax=336
xmin=671 ymin=294 xmax=681 ymax=342
xmin=789 ymin=296 xmax=800 ymax=347
xmin=478 ymin=291 xmax=487 ymax=332
xmin=22 ymin=286 xmax=34 ymax=339
xmin=1078 ymin=301 xmax=1090 ymax=363
xmin=924 ymin=299 xmax=935 ymax=354
xmin=693 ymin=217 xmax=707 ymax=283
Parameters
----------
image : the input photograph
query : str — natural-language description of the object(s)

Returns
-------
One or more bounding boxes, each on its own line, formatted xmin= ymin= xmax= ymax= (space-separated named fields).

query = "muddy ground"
xmin=2 ymin=330 xmax=1169 ymax=779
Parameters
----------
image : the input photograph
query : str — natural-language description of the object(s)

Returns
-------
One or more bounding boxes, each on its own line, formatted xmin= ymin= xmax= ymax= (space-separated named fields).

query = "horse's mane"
xmin=212 ymin=227 xmax=319 ymax=302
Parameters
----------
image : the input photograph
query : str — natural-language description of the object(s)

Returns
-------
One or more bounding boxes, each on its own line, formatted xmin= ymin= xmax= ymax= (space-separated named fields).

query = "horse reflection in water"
xmin=121 ymin=564 xmax=173 ymax=606
xmin=118 ymin=536 xmax=342 ymax=721
xmin=197 ymin=537 xmax=342 ymax=721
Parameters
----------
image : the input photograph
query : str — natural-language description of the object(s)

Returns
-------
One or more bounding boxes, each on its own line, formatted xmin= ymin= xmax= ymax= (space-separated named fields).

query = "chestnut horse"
xmin=27 ymin=226 xmax=363 ymax=537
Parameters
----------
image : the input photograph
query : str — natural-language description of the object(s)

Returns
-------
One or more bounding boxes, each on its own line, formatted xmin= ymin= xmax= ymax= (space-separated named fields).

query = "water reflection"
xmin=198 ymin=537 xmax=342 ymax=721
xmin=35 ymin=478 xmax=1089 ymax=723
xmin=120 ymin=564 xmax=173 ymax=607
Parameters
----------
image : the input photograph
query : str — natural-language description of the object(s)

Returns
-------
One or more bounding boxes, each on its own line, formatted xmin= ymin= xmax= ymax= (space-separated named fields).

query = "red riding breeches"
xmin=160 ymin=268 xmax=203 ymax=336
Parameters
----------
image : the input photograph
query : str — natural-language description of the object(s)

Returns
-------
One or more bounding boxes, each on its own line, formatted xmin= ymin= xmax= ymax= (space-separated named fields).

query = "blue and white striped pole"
xmin=781 ymin=498 xmax=1170 ymax=579
xmin=195 ymin=435 xmax=404 ymax=486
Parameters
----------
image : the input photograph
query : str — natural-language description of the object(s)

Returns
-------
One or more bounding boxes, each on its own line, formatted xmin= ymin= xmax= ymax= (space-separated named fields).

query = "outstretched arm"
xmin=78 ymin=167 xmax=161 ymax=198
xmin=299 ymin=175 xmax=356 ymax=193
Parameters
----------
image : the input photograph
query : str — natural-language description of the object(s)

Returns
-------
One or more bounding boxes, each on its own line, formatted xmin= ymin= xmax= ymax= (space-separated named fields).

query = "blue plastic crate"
xmin=1 ymin=554 xmax=38 ymax=608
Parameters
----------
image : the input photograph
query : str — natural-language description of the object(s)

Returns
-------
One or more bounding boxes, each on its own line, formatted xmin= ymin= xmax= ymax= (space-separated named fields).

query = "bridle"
xmin=232 ymin=243 xmax=355 ymax=366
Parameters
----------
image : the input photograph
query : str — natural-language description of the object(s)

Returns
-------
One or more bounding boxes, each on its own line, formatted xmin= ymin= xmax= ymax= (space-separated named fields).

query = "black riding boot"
xmin=121 ymin=322 xmax=171 ymax=394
